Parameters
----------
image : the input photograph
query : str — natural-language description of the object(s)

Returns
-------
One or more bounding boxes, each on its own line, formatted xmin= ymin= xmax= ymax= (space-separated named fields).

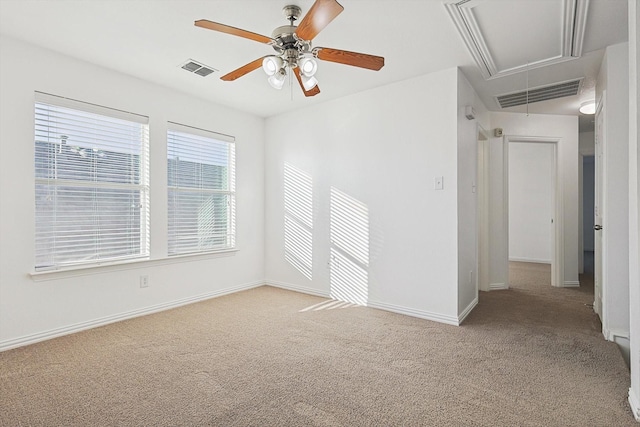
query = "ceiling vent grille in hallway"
xmin=495 ymin=78 xmax=583 ymax=108
xmin=180 ymin=59 xmax=217 ymax=77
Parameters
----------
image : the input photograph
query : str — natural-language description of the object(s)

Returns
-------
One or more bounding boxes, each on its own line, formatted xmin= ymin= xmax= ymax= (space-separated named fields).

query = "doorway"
xmin=504 ymin=136 xmax=563 ymax=288
xmin=582 ymin=155 xmax=595 ymax=277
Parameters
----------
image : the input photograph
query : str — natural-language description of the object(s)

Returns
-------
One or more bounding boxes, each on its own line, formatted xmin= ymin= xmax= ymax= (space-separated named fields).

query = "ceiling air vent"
xmin=495 ymin=78 xmax=583 ymax=108
xmin=180 ymin=59 xmax=217 ymax=77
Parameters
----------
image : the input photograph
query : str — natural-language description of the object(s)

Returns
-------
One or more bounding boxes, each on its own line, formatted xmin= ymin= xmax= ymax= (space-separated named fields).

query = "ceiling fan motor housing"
xmin=271 ymin=25 xmax=298 ymax=46
xmin=271 ymin=24 xmax=312 ymax=69
xmin=271 ymin=4 xmax=317 ymax=64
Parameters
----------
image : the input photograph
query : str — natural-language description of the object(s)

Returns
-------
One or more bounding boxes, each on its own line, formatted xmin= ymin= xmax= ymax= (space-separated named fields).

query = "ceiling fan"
xmin=194 ymin=0 xmax=385 ymax=97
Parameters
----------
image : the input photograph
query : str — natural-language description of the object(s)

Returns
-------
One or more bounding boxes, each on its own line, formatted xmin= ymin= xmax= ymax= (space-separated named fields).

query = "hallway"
xmin=466 ymin=258 xmax=634 ymax=423
xmin=478 ymin=260 xmax=601 ymax=334
xmin=508 ymin=257 xmax=595 ymax=295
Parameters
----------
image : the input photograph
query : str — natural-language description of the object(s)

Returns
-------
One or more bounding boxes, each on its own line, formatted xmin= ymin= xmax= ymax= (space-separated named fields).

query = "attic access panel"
xmin=444 ymin=0 xmax=590 ymax=80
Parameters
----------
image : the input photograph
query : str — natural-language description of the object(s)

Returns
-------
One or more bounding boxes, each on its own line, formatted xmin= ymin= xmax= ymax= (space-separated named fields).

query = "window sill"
xmin=29 ymin=249 xmax=238 ymax=282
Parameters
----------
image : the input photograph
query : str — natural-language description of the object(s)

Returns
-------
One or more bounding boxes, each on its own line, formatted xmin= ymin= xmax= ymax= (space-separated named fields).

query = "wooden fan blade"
xmin=195 ymin=20 xmax=274 ymax=44
xmin=220 ymin=57 xmax=267 ymax=81
xmin=315 ymin=47 xmax=385 ymax=71
xmin=293 ymin=67 xmax=321 ymax=97
xmin=295 ymin=0 xmax=344 ymax=41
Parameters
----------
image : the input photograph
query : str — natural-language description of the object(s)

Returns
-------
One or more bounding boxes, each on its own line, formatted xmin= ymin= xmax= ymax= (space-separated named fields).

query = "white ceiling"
xmin=0 ymin=0 xmax=629 ymax=128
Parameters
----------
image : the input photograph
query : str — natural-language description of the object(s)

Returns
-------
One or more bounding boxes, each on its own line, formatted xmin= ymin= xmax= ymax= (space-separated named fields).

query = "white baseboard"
xmin=508 ymin=257 xmax=551 ymax=264
xmin=269 ymin=280 xmax=463 ymax=326
xmin=489 ymin=282 xmax=508 ymax=290
xmin=629 ymin=387 xmax=640 ymax=422
xmin=458 ymin=297 xmax=478 ymax=325
xmin=367 ymin=299 xmax=459 ymax=326
xmin=266 ymin=280 xmax=330 ymax=298
xmin=0 ymin=280 xmax=264 ymax=352
xmin=603 ymin=327 xmax=630 ymax=342
xmin=267 ymin=280 xmax=461 ymax=325
xmin=563 ymin=280 xmax=580 ymax=287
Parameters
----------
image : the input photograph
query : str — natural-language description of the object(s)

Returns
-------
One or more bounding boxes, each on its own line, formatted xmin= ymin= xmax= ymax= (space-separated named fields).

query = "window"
xmin=34 ymin=93 xmax=149 ymax=270
xmin=167 ymin=122 xmax=235 ymax=255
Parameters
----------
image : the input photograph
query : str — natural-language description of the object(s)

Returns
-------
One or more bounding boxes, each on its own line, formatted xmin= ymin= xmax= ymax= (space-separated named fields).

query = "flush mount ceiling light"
xmin=194 ymin=0 xmax=384 ymax=97
xmin=579 ymin=100 xmax=596 ymax=114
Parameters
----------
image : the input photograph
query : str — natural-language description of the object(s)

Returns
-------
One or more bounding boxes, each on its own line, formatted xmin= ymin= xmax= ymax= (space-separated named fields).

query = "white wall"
xmin=583 ymin=156 xmax=595 ymax=252
xmin=0 ymin=36 xmax=265 ymax=349
xmin=579 ymin=131 xmax=595 ymax=155
xmin=487 ymin=136 xmax=509 ymax=289
xmin=264 ymin=67 xmax=476 ymax=325
xmin=508 ymin=142 xmax=554 ymax=263
xmin=596 ymin=42 xmax=630 ymax=343
xmin=488 ymin=112 xmax=580 ymax=288
xmin=626 ymin=0 xmax=640 ymax=420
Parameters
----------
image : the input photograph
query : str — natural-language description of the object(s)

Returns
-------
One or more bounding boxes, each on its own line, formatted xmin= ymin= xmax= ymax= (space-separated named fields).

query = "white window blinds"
xmin=34 ymin=93 xmax=149 ymax=270
xmin=167 ymin=123 xmax=235 ymax=255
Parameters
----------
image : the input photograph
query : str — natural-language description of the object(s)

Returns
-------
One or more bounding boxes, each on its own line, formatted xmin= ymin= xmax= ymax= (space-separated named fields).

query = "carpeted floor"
xmin=0 ymin=265 xmax=635 ymax=426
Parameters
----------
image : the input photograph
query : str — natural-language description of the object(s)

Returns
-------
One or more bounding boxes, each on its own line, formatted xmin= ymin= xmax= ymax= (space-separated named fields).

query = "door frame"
xmin=504 ymin=135 xmax=564 ymax=288
xmin=594 ymin=93 xmax=606 ymax=321
xmin=477 ymin=124 xmax=490 ymax=292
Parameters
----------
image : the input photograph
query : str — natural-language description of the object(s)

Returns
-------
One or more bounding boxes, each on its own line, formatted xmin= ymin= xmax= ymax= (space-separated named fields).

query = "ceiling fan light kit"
xmin=194 ymin=0 xmax=384 ymax=97
xmin=299 ymin=57 xmax=318 ymax=77
xmin=262 ymin=56 xmax=283 ymax=76
xmin=301 ymin=75 xmax=319 ymax=91
xmin=268 ymin=68 xmax=287 ymax=90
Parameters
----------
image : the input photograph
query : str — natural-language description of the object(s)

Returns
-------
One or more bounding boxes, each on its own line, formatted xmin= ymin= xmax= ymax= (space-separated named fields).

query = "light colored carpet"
xmin=0 ymin=269 xmax=635 ymax=426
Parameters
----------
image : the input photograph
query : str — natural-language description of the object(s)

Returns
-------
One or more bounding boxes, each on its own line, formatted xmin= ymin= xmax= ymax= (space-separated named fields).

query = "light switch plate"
xmin=435 ymin=176 xmax=444 ymax=190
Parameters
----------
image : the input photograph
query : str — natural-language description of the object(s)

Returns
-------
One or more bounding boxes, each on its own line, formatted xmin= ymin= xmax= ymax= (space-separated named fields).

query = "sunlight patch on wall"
xmin=284 ymin=163 xmax=313 ymax=280
xmin=329 ymin=187 xmax=369 ymax=305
